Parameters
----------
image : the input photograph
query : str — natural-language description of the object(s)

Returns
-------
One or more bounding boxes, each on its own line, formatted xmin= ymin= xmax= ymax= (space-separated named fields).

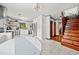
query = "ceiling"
xmin=0 ymin=3 xmax=79 ymax=20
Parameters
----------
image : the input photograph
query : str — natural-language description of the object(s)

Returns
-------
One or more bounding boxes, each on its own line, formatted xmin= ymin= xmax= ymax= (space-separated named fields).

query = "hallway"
xmin=0 ymin=3 xmax=79 ymax=55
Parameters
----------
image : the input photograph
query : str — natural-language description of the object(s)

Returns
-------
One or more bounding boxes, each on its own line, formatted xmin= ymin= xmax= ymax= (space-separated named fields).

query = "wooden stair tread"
xmin=64 ymin=33 xmax=79 ymax=37
xmin=63 ymin=36 xmax=79 ymax=42
xmin=67 ymin=22 xmax=79 ymax=24
xmin=65 ymin=30 xmax=79 ymax=33
xmin=66 ymin=25 xmax=79 ymax=27
xmin=65 ymin=28 xmax=79 ymax=30
xmin=62 ymin=42 xmax=79 ymax=51
xmin=66 ymin=27 xmax=79 ymax=29
xmin=67 ymin=19 xmax=79 ymax=22
xmin=67 ymin=21 xmax=79 ymax=23
xmin=62 ymin=38 xmax=73 ymax=44
xmin=62 ymin=17 xmax=79 ymax=51
xmin=73 ymin=41 xmax=79 ymax=47
xmin=66 ymin=25 xmax=79 ymax=28
xmin=63 ymin=35 xmax=79 ymax=39
xmin=62 ymin=38 xmax=79 ymax=46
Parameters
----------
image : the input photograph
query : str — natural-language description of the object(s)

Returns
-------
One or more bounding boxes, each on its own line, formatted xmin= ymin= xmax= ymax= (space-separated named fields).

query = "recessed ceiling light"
xmin=18 ymin=13 xmax=22 ymax=16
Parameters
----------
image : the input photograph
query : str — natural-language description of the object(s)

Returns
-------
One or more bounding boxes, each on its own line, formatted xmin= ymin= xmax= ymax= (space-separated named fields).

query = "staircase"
xmin=61 ymin=17 xmax=79 ymax=51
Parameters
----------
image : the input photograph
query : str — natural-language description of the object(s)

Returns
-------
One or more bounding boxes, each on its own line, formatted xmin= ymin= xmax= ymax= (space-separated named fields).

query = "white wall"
xmin=33 ymin=15 xmax=50 ymax=40
xmin=64 ymin=7 xmax=79 ymax=17
xmin=42 ymin=15 xmax=50 ymax=39
xmin=37 ymin=15 xmax=42 ymax=39
xmin=56 ymin=21 xmax=59 ymax=35
xmin=55 ymin=20 xmax=62 ymax=35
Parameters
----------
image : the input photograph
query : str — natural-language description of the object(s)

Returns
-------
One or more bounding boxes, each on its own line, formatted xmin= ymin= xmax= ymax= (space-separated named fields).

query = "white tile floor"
xmin=41 ymin=40 xmax=79 ymax=55
xmin=0 ymin=35 xmax=79 ymax=55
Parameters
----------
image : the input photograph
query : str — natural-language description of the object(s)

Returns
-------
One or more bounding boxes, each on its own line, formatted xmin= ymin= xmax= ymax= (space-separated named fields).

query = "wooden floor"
xmin=51 ymin=35 xmax=61 ymax=42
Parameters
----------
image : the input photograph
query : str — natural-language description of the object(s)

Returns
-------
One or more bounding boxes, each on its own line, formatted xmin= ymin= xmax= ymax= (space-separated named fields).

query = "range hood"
xmin=0 ymin=5 xmax=7 ymax=19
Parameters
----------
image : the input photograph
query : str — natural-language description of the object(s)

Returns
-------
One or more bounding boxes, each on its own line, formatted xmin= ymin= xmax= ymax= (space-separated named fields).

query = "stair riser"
xmin=67 ymin=19 xmax=79 ymax=22
xmin=62 ymin=42 xmax=79 ymax=51
xmin=65 ymin=30 xmax=79 ymax=33
xmin=64 ymin=33 xmax=79 ymax=37
xmin=66 ymin=24 xmax=79 ymax=27
xmin=65 ymin=28 xmax=79 ymax=30
xmin=63 ymin=37 xmax=79 ymax=42
xmin=62 ymin=18 xmax=79 ymax=51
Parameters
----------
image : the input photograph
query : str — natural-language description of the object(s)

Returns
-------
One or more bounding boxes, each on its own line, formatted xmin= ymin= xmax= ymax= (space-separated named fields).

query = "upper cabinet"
xmin=0 ymin=5 xmax=7 ymax=19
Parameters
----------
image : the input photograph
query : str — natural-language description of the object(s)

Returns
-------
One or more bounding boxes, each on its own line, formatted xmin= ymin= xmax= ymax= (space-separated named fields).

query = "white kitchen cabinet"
xmin=0 ymin=32 xmax=12 ymax=44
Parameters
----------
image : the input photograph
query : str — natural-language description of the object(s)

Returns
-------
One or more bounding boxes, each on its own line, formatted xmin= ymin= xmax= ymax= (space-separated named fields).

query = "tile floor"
xmin=41 ymin=39 xmax=79 ymax=55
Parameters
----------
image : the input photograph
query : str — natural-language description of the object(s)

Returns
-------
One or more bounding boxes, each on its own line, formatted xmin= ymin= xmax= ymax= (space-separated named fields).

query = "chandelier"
xmin=33 ymin=3 xmax=41 ymax=11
